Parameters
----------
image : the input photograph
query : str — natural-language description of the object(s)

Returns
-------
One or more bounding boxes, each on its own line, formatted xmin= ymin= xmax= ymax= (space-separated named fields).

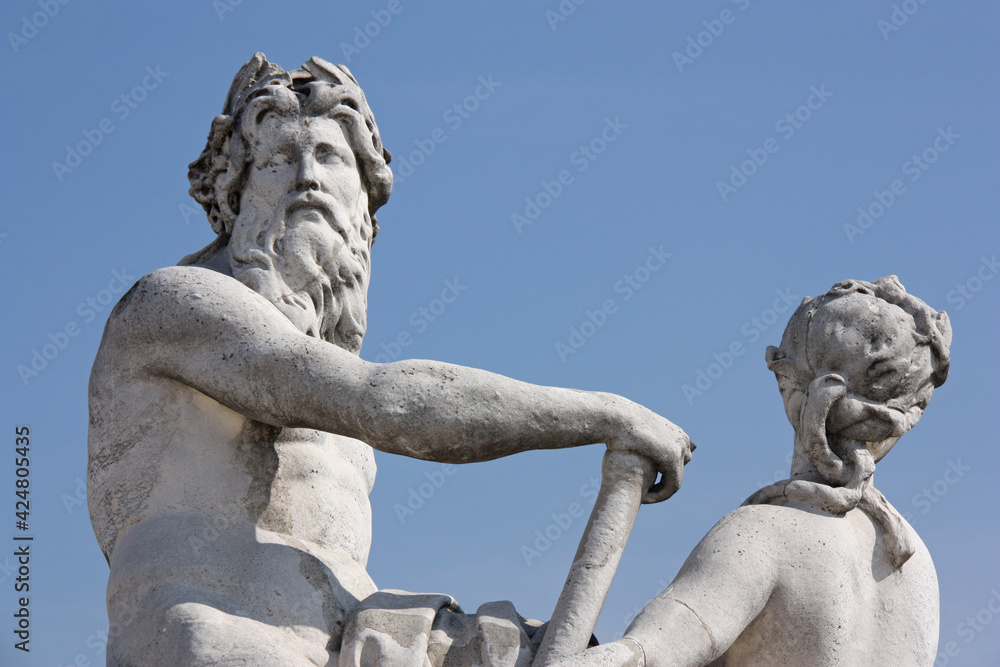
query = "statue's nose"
xmin=296 ymin=158 xmax=321 ymax=191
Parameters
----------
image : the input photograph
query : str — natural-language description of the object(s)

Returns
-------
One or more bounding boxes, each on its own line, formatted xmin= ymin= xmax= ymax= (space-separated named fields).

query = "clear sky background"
xmin=2 ymin=1 xmax=997 ymax=665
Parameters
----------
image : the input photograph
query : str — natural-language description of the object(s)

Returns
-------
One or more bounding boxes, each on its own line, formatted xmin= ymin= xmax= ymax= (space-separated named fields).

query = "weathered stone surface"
xmin=546 ymin=276 xmax=951 ymax=666
xmin=87 ymin=53 xmax=693 ymax=666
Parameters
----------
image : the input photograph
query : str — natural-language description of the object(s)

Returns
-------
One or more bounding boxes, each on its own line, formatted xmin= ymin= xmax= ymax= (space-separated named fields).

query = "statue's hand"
xmin=606 ymin=403 xmax=694 ymax=503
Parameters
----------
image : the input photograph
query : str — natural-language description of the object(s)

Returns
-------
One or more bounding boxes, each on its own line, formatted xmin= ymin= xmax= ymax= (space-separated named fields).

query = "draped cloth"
xmin=338 ymin=590 xmax=550 ymax=667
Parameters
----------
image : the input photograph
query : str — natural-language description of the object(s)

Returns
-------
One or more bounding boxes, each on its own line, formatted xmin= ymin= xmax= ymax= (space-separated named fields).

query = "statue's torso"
xmin=88 ymin=340 xmax=378 ymax=664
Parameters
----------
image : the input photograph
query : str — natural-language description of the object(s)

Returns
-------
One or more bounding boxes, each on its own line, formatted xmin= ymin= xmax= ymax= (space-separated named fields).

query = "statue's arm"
xmin=109 ymin=267 xmax=690 ymax=499
xmin=618 ymin=506 xmax=781 ymax=666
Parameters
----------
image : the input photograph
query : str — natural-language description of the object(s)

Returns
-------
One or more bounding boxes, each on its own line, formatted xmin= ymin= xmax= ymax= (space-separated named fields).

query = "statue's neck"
xmin=789 ymin=445 xmax=825 ymax=483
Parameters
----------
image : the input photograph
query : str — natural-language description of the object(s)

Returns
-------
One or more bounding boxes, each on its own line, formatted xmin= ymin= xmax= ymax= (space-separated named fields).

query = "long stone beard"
xmin=227 ymin=194 xmax=371 ymax=354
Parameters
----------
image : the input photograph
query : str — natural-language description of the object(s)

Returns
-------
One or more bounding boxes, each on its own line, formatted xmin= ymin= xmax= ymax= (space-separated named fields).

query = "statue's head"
xmin=766 ymin=276 xmax=951 ymax=465
xmin=183 ymin=53 xmax=393 ymax=353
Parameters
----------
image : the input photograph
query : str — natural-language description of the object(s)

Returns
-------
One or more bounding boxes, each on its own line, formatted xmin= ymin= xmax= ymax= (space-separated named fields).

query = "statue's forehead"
xmin=254 ymin=114 xmax=350 ymax=148
xmin=804 ymin=294 xmax=917 ymax=370
xmin=812 ymin=294 xmax=911 ymax=339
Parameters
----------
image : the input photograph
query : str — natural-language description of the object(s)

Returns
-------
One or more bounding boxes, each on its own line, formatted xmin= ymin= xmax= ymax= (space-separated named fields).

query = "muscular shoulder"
xmin=686 ymin=503 xmax=857 ymax=574
xmin=106 ymin=266 xmax=292 ymax=344
xmin=94 ymin=265 xmax=303 ymax=382
xmin=111 ymin=265 xmax=263 ymax=324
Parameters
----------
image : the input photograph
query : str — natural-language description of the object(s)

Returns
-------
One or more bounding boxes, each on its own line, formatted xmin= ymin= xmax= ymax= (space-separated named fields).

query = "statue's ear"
xmin=766 ymin=347 xmax=796 ymax=377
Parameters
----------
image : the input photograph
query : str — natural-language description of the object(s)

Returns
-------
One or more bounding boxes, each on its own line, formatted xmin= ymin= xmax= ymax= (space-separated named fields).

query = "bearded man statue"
xmin=87 ymin=53 xmax=693 ymax=666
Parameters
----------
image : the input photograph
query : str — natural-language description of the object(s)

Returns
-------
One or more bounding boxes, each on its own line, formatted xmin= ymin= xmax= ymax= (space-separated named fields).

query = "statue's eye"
xmin=264 ymin=153 xmax=291 ymax=169
xmin=315 ymin=145 xmax=343 ymax=165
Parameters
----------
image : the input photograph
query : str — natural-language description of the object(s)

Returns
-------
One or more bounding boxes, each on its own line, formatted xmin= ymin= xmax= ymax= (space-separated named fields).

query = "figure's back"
xmin=709 ymin=503 xmax=939 ymax=666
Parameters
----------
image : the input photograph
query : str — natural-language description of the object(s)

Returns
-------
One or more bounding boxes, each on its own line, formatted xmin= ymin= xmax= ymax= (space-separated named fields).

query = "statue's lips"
xmin=286 ymin=196 xmax=332 ymax=221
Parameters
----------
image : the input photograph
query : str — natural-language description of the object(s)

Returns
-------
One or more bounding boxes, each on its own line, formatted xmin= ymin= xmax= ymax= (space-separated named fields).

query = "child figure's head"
xmin=766 ymin=276 xmax=951 ymax=464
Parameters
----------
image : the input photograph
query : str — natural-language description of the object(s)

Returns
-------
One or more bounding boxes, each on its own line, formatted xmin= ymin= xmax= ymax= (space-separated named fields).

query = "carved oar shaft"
xmin=534 ymin=450 xmax=656 ymax=666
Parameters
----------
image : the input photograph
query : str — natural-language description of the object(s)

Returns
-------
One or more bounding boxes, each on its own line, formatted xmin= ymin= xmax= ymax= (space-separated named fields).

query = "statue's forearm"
xmin=344 ymin=359 xmax=626 ymax=462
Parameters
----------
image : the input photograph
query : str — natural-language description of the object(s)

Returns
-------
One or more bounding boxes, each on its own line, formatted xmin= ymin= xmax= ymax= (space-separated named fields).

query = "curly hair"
xmin=186 ymin=53 xmax=393 ymax=243
xmin=767 ymin=275 xmax=952 ymax=403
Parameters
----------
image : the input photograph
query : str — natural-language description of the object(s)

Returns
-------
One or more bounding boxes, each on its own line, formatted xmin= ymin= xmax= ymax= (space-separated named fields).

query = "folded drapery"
xmin=338 ymin=589 xmax=551 ymax=667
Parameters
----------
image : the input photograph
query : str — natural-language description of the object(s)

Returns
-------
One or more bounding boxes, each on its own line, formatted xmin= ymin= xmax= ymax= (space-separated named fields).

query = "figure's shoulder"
xmin=100 ymin=265 xmax=286 ymax=358
xmin=693 ymin=502 xmax=848 ymax=561
xmin=110 ymin=266 xmax=258 ymax=324
xmin=121 ymin=265 xmax=243 ymax=302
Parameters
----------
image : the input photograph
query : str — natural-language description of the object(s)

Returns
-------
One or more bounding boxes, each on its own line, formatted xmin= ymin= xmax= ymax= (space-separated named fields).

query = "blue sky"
xmin=2 ymin=1 xmax=997 ymax=664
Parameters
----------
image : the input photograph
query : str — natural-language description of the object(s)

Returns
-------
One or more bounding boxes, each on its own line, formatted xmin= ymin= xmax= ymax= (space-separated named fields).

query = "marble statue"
xmin=540 ymin=276 xmax=952 ymax=667
xmin=86 ymin=53 xmax=693 ymax=666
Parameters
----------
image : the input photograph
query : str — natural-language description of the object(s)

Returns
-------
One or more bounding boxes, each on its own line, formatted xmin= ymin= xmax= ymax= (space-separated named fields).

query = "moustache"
xmin=285 ymin=192 xmax=336 ymax=222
